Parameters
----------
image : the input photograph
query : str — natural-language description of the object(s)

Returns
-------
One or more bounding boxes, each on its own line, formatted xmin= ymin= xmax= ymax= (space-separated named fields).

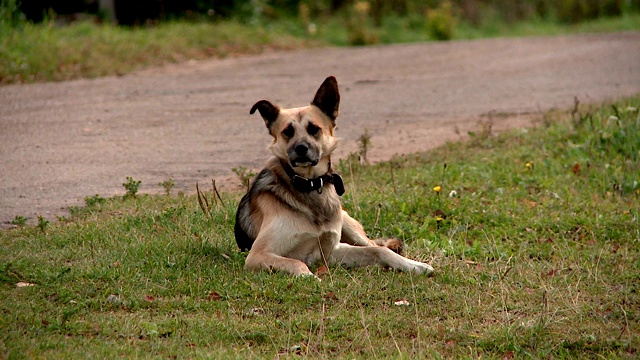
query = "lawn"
xmin=1 ymin=96 xmax=638 ymax=358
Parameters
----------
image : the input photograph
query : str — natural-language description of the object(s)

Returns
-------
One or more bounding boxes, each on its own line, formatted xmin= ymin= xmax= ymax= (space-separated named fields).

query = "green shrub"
xmin=555 ymin=0 xmax=624 ymax=23
xmin=346 ymin=1 xmax=379 ymax=45
xmin=426 ymin=1 xmax=456 ymax=40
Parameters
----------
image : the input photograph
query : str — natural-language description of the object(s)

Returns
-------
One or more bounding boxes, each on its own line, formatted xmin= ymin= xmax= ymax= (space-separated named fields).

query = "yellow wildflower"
xmin=433 ymin=185 xmax=441 ymax=193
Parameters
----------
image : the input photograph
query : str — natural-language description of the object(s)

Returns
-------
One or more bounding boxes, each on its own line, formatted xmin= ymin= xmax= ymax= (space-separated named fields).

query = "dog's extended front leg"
xmin=329 ymin=243 xmax=433 ymax=274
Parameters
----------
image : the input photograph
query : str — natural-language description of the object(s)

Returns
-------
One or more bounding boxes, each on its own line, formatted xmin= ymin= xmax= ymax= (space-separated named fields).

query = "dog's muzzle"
xmin=289 ymin=142 xmax=318 ymax=168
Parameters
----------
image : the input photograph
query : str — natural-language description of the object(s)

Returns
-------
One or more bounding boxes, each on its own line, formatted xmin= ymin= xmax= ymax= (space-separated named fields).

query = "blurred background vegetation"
xmin=1 ymin=0 xmax=639 ymax=83
xmin=7 ymin=1 xmax=639 ymax=29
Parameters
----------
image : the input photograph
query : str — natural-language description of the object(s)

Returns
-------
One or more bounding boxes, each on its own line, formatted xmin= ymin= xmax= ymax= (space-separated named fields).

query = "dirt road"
xmin=1 ymin=32 xmax=639 ymax=227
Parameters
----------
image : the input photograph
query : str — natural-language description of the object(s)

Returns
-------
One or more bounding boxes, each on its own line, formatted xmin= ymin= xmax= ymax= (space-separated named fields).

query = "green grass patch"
xmin=0 ymin=20 xmax=314 ymax=84
xmin=1 ymin=97 xmax=639 ymax=358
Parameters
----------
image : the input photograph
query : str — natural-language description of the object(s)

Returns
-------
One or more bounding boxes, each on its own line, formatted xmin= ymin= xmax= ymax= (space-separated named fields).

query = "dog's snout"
xmin=294 ymin=144 xmax=308 ymax=156
xmin=288 ymin=141 xmax=318 ymax=167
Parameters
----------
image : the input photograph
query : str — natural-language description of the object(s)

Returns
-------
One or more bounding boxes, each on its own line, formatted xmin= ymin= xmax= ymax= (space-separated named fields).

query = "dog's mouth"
xmin=290 ymin=157 xmax=318 ymax=168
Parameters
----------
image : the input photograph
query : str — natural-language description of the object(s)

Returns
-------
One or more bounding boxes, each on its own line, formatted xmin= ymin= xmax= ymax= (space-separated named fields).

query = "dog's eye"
xmin=307 ymin=123 xmax=321 ymax=136
xmin=282 ymin=124 xmax=295 ymax=138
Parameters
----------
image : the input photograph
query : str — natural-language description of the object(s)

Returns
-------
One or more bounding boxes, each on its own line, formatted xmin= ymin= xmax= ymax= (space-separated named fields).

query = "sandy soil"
xmin=1 ymin=32 xmax=639 ymax=228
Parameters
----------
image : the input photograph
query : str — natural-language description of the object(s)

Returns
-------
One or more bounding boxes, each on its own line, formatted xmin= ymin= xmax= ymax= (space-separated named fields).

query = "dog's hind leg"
xmin=340 ymin=210 xmax=378 ymax=247
xmin=340 ymin=211 xmax=403 ymax=253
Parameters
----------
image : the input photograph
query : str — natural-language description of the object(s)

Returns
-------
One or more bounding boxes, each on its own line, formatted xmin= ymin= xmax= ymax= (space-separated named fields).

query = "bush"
xmin=426 ymin=1 xmax=456 ymax=41
xmin=554 ymin=0 xmax=624 ymax=23
xmin=346 ymin=1 xmax=379 ymax=45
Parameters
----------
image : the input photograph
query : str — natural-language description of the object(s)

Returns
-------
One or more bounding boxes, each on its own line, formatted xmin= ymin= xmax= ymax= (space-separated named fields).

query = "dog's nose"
xmin=294 ymin=144 xmax=308 ymax=156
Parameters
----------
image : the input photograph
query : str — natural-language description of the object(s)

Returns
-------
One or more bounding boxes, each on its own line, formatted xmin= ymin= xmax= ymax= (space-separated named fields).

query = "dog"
xmin=234 ymin=76 xmax=433 ymax=277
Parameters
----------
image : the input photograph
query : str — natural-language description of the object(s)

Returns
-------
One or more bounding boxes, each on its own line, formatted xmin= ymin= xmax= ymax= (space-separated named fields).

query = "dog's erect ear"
xmin=311 ymin=76 xmax=340 ymax=122
xmin=250 ymin=100 xmax=280 ymax=131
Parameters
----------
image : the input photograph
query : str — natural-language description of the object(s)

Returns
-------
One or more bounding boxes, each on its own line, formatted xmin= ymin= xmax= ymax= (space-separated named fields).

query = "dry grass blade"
xmin=212 ymin=179 xmax=225 ymax=208
xmin=212 ymin=179 xmax=229 ymax=221
xmin=196 ymin=182 xmax=211 ymax=217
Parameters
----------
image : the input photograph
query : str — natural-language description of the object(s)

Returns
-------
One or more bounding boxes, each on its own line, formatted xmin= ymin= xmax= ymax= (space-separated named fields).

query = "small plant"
xmin=357 ymin=128 xmax=372 ymax=164
xmin=196 ymin=180 xmax=226 ymax=220
xmin=426 ymin=1 xmax=456 ymax=41
xmin=346 ymin=1 xmax=379 ymax=46
xmin=468 ymin=116 xmax=494 ymax=147
xmin=122 ymin=177 xmax=141 ymax=198
xmin=11 ymin=215 xmax=27 ymax=227
xmin=37 ymin=216 xmax=49 ymax=233
xmin=84 ymin=194 xmax=105 ymax=207
xmin=159 ymin=178 xmax=175 ymax=195
xmin=232 ymin=167 xmax=256 ymax=187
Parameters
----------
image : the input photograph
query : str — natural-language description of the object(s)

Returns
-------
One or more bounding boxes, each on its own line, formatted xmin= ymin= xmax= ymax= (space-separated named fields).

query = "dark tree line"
xmin=16 ymin=0 xmax=640 ymax=26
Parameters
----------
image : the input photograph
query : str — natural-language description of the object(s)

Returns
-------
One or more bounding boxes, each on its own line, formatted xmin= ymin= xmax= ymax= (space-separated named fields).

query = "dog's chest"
xmin=303 ymin=191 xmax=342 ymax=226
xmin=290 ymin=223 xmax=342 ymax=266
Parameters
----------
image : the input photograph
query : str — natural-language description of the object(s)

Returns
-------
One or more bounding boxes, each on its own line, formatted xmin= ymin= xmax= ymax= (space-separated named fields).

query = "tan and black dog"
xmin=234 ymin=76 xmax=433 ymax=277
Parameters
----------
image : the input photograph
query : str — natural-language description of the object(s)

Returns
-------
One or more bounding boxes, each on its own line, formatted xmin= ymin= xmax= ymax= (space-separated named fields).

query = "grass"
xmin=1 ymin=95 xmax=638 ymax=358
xmin=2 ymin=11 xmax=640 ymax=84
xmin=0 ymin=20 xmax=314 ymax=84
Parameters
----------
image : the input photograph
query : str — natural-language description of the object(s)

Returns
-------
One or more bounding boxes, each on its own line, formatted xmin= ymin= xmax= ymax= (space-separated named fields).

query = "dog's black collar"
xmin=280 ymin=160 xmax=345 ymax=196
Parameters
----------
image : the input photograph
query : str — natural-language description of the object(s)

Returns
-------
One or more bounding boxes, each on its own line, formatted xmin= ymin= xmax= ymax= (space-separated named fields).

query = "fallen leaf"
xmin=107 ymin=294 xmax=121 ymax=304
xmin=144 ymin=295 xmax=155 ymax=302
xmin=394 ymin=299 xmax=410 ymax=306
xmin=503 ymin=350 xmax=515 ymax=359
xmin=16 ymin=282 xmax=35 ymax=288
xmin=571 ymin=163 xmax=581 ymax=175
xmin=545 ymin=269 xmax=558 ymax=277
xmin=433 ymin=209 xmax=447 ymax=219
xmin=315 ymin=265 xmax=329 ymax=276
xmin=323 ymin=291 xmax=338 ymax=301
xmin=207 ymin=291 xmax=222 ymax=301
xmin=245 ymin=308 xmax=263 ymax=316
xmin=289 ymin=345 xmax=302 ymax=355
xmin=612 ymin=243 xmax=620 ymax=253
xmin=445 ymin=339 xmax=456 ymax=347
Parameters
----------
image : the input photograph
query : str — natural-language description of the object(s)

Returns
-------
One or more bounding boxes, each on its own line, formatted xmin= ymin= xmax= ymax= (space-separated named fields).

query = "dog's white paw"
xmin=408 ymin=260 xmax=434 ymax=275
xmin=296 ymin=272 xmax=321 ymax=281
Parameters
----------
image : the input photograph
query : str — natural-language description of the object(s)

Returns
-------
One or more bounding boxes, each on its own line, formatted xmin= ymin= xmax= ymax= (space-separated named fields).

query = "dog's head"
xmin=250 ymin=76 xmax=340 ymax=169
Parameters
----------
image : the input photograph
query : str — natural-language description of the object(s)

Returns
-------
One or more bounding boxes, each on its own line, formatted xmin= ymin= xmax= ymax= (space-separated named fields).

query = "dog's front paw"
xmin=408 ymin=260 xmax=434 ymax=275
xmin=296 ymin=272 xmax=321 ymax=281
